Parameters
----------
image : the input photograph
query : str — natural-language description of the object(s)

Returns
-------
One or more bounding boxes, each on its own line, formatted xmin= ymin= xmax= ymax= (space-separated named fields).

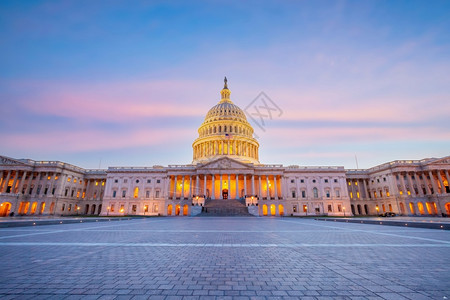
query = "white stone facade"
xmin=1 ymin=79 xmax=449 ymax=217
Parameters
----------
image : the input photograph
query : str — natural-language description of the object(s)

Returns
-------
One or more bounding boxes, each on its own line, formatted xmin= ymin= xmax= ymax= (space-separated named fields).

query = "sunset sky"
xmin=1 ymin=0 xmax=449 ymax=169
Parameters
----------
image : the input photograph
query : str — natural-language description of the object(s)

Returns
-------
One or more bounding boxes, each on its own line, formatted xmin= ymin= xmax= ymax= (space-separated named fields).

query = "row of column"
xmin=0 ymin=170 xmax=104 ymax=200
xmin=395 ymin=169 xmax=450 ymax=197
xmin=169 ymin=174 xmax=282 ymax=200
xmin=193 ymin=140 xmax=258 ymax=160
xmin=199 ymin=125 xmax=250 ymax=138
xmin=348 ymin=179 xmax=370 ymax=200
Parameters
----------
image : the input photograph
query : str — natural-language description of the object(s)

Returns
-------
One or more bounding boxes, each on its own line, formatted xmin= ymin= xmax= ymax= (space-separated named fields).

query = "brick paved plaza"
xmin=0 ymin=217 xmax=449 ymax=300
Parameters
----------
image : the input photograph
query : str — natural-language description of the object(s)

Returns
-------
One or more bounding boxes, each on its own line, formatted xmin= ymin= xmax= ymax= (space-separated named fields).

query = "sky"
xmin=1 ymin=0 xmax=449 ymax=170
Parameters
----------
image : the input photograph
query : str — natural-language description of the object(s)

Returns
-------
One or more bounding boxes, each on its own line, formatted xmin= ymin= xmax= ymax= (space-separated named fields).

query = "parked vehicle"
xmin=379 ymin=212 xmax=396 ymax=217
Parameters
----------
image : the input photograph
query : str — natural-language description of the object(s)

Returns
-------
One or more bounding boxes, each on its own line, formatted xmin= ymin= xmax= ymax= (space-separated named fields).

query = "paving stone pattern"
xmin=0 ymin=217 xmax=449 ymax=299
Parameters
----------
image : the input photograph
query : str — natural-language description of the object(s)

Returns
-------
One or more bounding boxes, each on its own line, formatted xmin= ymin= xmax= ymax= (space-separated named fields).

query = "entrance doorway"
xmin=222 ymin=189 xmax=228 ymax=199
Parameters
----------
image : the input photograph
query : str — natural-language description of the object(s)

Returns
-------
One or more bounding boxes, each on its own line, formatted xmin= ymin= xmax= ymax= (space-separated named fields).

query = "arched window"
xmin=313 ymin=187 xmax=318 ymax=198
xmin=224 ymin=126 xmax=227 ymax=132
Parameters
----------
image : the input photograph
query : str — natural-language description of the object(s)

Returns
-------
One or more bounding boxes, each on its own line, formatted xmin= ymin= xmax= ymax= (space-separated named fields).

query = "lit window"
xmin=47 ymin=176 xmax=51 ymax=180
xmin=95 ymin=182 xmax=98 ymax=186
xmin=348 ymin=182 xmax=351 ymax=186
xmin=68 ymin=178 xmax=71 ymax=182
xmin=76 ymin=191 xmax=80 ymax=198
xmin=82 ymin=192 xmax=85 ymax=198
xmin=102 ymin=182 xmax=105 ymax=186
xmin=386 ymin=191 xmax=390 ymax=197
xmin=303 ymin=205 xmax=307 ymax=212
xmin=74 ymin=179 xmax=77 ymax=183
xmin=357 ymin=192 xmax=360 ymax=198
xmin=110 ymin=205 xmax=115 ymax=212
xmin=355 ymin=182 xmax=358 ymax=186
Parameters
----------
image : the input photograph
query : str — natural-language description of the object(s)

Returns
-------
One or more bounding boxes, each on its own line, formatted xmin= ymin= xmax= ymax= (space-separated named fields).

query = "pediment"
xmin=197 ymin=157 xmax=253 ymax=170
xmin=424 ymin=156 xmax=450 ymax=166
xmin=0 ymin=155 xmax=31 ymax=166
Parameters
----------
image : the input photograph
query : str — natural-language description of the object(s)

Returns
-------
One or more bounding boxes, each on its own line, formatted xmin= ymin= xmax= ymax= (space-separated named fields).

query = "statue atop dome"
xmin=220 ymin=77 xmax=231 ymax=102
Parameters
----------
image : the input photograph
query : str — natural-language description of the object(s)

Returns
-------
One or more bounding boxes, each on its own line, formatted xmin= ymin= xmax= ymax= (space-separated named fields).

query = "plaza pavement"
xmin=0 ymin=217 xmax=449 ymax=300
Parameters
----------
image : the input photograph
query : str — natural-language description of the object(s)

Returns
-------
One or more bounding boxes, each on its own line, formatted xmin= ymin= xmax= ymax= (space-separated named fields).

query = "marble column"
xmin=429 ymin=171 xmax=439 ymax=195
xmin=251 ymin=175 xmax=255 ymax=196
xmin=211 ymin=174 xmax=215 ymax=199
xmin=220 ymin=174 xmax=223 ymax=199
xmin=173 ymin=176 xmax=177 ymax=198
xmin=188 ymin=176 xmax=192 ymax=199
xmin=266 ymin=175 xmax=270 ymax=199
xmin=10 ymin=171 xmax=19 ymax=194
xmin=203 ymin=175 xmax=207 ymax=197
xmin=437 ymin=170 xmax=445 ymax=194
xmin=244 ymin=175 xmax=247 ymax=196
xmin=17 ymin=171 xmax=27 ymax=195
xmin=181 ymin=175 xmax=185 ymax=199
xmin=2 ymin=170 xmax=11 ymax=193
xmin=406 ymin=173 xmax=416 ymax=196
xmin=274 ymin=175 xmax=278 ymax=199
xmin=258 ymin=176 xmax=262 ymax=199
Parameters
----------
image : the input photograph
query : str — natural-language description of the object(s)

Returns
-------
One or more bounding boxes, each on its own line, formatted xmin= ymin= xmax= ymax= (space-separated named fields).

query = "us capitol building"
xmin=1 ymin=79 xmax=449 ymax=218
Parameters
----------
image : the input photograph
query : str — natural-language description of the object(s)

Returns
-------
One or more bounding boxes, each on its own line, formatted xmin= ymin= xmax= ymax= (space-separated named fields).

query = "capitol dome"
xmin=192 ymin=78 xmax=259 ymax=164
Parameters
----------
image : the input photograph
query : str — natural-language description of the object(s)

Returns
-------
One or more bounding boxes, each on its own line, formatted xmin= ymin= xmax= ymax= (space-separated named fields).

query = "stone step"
xmin=200 ymin=199 xmax=252 ymax=216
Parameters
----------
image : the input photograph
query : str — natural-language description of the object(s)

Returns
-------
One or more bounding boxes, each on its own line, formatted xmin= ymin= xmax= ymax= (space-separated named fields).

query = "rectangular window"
xmin=290 ymin=179 xmax=294 ymax=183
xmin=132 ymin=205 xmax=137 ymax=213
xmin=82 ymin=192 xmax=85 ymax=198
xmin=120 ymin=204 xmax=124 ymax=212
xmin=114 ymin=179 xmax=118 ymax=183
xmin=62 ymin=204 xmax=65 ymax=211
xmin=291 ymin=191 xmax=296 ymax=198
xmin=146 ymin=190 xmax=150 ymax=198
xmin=76 ymin=191 xmax=80 ymax=198
xmin=68 ymin=204 xmax=72 ymax=211
xmin=113 ymin=190 xmax=117 ymax=198
xmin=300 ymin=179 xmax=304 ymax=183
xmin=147 ymin=179 xmax=151 ymax=183
xmin=324 ymin=179 xmax=328 ymax=183
xmin=44 ymin=187 xmax=48 ymax=195
xmin=144 ymin=205 xmax=149 ymax=212
xmin=156 ymin=179 xmax=161 ymax=184
xmin=326 ymin=191 xmax=330 ymax=198
xmin=155 ymin=190 xmax=160 ymax=198
xmin=303 ymin=205 xmax=307 ymax=213
xmin=334 ymin=179 xmax=338 ymax=183
xmin=124 ymin=179 xmax=128 ymax=183
xmin=110 ymin=204 xmax=115 ymax=212
xmin=337 ymin=204 xmax=342 ymax=212
xmin=154 ymin=204 xmax=158 ymax=213
xmin=328 ymin=205 xmax=332 ymax=212
xmin=71 ymin=190 xmax=75 ymax=197
xmin=52 ymin=188 xmax=56 ymax=195
xmin=301 ymin=190 xmax=306 ymax=198
xmin=336 ymin=190 xmax=340 ymax=197
xmin=293 ymin=205 xmax=297 ymax=213
xmin=122 ymin=190 xmax=126 ymax=198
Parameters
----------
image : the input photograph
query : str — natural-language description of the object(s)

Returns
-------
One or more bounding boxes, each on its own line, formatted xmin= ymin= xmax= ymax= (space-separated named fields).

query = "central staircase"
xmin=200 ymin=199 xmax=253 ymax=216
